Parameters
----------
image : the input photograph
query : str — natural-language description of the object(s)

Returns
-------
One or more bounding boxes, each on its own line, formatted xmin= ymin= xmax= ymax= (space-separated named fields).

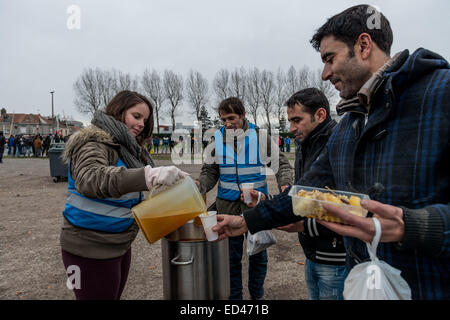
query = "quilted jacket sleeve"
xmin=70 ymin=141 xmax=148 ymax=199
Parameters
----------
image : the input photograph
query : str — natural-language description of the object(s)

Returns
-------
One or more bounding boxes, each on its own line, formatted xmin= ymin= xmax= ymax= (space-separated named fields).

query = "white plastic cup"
xmin=199 ymin=211 xmax=218 ymax=241
xmin=241 ymin=183 xmax=254 ymax=204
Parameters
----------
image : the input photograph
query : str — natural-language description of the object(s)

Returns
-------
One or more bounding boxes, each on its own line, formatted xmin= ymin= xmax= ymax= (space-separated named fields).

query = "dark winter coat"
xmin=244 ymin=48 xmax=450 ymax=299
xmin=294 ymin=118 xmax=345 ymax=265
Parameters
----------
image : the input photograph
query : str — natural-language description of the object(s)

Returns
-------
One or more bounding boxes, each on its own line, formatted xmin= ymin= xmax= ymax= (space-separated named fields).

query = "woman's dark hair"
xmin=310 ymin=4 xmax=393 ymax=55
xmin=105 ymin=90 xmax=154 ymax=147
xmin=286 ymin=88 xmax=330 ymax=119
xmin=218 ymin=97 xmax=246 ymax=116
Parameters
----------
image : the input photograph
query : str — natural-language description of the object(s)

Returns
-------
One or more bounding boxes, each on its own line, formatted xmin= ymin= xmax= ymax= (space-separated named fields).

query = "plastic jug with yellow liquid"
xmin=132 ymin=176 xmax=207 ymax=244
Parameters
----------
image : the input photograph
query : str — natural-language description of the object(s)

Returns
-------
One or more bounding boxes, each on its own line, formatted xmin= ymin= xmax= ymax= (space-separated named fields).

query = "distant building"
xmin=175 ymin=122 xmax=196 ymax=132
xmin=60 ymin=120 xmax=84 ymax=137
xmin=0 ymin=108 xmax=83 ymax=136
xmin=154 ymin=125 xmax=172 ymax=134
xmin=153 ymin=123 xmax=199 ymax=135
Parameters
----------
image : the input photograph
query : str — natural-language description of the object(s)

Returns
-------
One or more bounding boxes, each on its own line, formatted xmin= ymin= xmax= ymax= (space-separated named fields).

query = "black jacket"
xmin=294 ymin=118 xmax=346 ymax=265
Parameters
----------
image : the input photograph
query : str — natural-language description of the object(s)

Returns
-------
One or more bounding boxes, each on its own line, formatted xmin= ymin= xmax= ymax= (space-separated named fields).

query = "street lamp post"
xmin=50 ymin=91 xmax=54 ymax=134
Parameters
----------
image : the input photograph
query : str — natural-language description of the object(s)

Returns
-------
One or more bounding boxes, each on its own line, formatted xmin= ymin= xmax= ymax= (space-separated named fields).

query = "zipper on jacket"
xmin=332 ymin=237 xmax=337 ymax=248
xmin=234 ymin=136 xmax=241 ymax=192
xmin=347 ymin=246 xmax=363 ymax=264
xmin=347 ymin=114 xmax=365 ymax=192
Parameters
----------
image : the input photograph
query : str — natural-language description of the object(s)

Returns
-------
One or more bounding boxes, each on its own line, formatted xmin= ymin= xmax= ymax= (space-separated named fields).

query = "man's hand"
xmin=277 ymin=220 xmax=304 ymax=233
xmin=194 ymin=180 xmax=201 ymax=190
xmin=240 ymin=190 xmax=266 ymax=208
xmin=317 ymin=199 xmax=405 ymax=243
xmin=212 ymin=214 xmax=248 ymax=241
xmin=280 ymin=185 xmax=289 ymax=192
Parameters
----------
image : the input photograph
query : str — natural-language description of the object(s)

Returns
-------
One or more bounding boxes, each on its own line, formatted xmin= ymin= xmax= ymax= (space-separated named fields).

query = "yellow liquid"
xmin=134 ymin=211 xmax=205 ymax=244
xmin=193 ymin=216 xmax=203 ymax=226
xmin=132 ymin=184 xmax=208 ymax=244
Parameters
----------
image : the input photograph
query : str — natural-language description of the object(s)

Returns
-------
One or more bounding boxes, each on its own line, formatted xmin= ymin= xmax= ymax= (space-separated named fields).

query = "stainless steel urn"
xmin=161 ymin=219 xmax=230 ymax=300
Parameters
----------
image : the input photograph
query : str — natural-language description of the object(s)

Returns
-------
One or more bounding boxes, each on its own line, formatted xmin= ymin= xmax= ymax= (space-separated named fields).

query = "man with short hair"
xmin=213 ymin=5 xmax=450 ymax=300
xmin=280 ymin=88 xmax=344 ymax=299
xmin=247 ymin=88 xmax=343 ymax=299
xmin=196 ymin=97 xmax=293 ymax=300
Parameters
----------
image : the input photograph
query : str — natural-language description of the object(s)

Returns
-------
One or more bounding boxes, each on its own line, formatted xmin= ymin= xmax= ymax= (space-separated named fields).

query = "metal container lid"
xmin=164 ymin=219 xmax=206 ymax=242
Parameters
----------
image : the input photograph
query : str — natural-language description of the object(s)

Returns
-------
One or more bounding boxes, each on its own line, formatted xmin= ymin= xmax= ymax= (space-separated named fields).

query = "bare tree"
xmin=297 ymin=66 xmax=311 ymax=90
xmin=285 ymin=66 xmax=298 ymax=96
xmin=96 ymin=69 xmax=118 ymax=107
xmin=229 ymin=67 xmax=247 ymax=101
xmin=245 ymin=67 xmax=261 ymax=126
xmin=74 ymin=68 xmax=142 ymax=117
xmin=274 ymin=68 xmax=288 ymax=129
xmin=286 ymin=65 xmax=310 ymax=96
xmin=260 ymin=69 xmax=275 ymax=133
xmin=114 ymin=69 xmax=139 ymax=92
xmin=73 ymin=68 xmax=102 ymax=116
xmin=186 ymin=70 xmax=209 ymax=121
xmin=212 ymin=69 xmax=230 ymax=109
xmin=163 ymin=70 xmax=183 ymax=131
xmin=142 ymin=69 xmax=165 ymax=133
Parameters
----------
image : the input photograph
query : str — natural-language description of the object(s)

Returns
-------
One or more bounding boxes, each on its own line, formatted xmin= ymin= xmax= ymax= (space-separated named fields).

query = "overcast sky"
xmin=1 ymin=0 xmax=449 ymax=126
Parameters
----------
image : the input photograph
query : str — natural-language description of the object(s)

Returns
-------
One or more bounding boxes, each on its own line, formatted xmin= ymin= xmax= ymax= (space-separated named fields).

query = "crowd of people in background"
xmin=0 ymin=133 xmax=69 ymax=159
xmin=278 ymin=136 xmax=292 ymax=153
xmin=148 ymin=134 xmax=295 ymax=156
xmin=149 ymin=135 xmax=174 ymax=154
xmin=2 ymin=130 xmax=295 ymax=161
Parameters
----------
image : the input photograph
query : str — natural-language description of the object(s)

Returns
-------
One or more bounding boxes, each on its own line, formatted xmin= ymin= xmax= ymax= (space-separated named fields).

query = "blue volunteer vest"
xmin=214 ymin=123 xmax=268 ymax=201
xmin=63 ymin=158 xmax=141 ymax=233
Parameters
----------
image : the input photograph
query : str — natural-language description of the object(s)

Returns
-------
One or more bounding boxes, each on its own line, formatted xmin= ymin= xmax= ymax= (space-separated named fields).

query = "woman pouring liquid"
xmin=60 ymin=90 xmax=188 ymax=300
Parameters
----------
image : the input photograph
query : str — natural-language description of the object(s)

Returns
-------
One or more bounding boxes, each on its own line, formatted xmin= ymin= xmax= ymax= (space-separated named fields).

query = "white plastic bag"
xmin=246 ymin=230 xmax=277 ymax=256
xmin=343 ymin=217 xmax=412 ymax=300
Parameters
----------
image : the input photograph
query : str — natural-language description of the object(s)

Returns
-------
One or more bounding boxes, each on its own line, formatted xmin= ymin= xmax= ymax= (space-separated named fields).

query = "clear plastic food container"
xmin=288 ymin=185 xmax=370 ymax=224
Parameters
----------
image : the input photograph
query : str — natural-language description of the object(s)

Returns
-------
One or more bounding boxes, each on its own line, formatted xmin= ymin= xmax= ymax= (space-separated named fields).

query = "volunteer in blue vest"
xmin=60 ymin=90 xmax=189 ymax=300
xmin=195 ymin=97 xmax=293 ymax=300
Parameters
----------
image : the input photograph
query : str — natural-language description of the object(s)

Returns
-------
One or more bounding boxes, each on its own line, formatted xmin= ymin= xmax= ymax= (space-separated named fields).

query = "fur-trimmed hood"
xmin=62 ymin=125 xmax=118 ymax=163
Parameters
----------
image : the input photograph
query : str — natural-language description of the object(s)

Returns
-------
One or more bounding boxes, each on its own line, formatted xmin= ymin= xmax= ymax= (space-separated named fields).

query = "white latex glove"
xmin=144 ymin=165 xmax=190 ymax=189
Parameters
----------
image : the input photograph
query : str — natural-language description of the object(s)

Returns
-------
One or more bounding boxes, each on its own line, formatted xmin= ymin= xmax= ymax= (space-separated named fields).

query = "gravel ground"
xmin=0 ymin=155 xmax=307 ymax=300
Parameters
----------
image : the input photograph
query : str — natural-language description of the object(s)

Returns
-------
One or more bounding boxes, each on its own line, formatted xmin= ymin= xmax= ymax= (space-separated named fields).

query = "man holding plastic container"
xmin=213 ymin=5 xmax=450 ymax=300
xmin=195 ymin=97 xmax=293 ymax=300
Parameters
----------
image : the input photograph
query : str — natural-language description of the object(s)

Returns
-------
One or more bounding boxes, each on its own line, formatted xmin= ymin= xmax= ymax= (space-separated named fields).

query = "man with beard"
xmin=213 ymin=5 xmax=450 ymax=300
